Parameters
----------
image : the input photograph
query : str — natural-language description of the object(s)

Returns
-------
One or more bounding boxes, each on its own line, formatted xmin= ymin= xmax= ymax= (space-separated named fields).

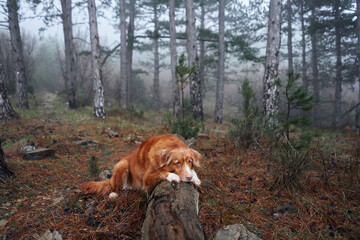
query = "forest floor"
xmin=0 ymin=93 xmax=359 ymax=240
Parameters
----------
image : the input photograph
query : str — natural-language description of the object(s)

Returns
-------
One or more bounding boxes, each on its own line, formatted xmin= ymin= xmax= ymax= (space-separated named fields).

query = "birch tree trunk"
xmin=169 ymin=0 xmax=180 ymax=117
xmin=153 ymin=4 xmax=160 ymax=110
xmin=88 ymin=0 xmax=105 ymax=118
xmin=263 ymin=0 xmax=282 ymax=126
xmin=332 ymin=0 xmax=342 ymax=128
xmin=186 ymin=0 xmax=203 ymax=120
xmin=61 ymin=0 xmax=78 ymax=109
xmin=300 ymin=0 xmax=307 ymax=91
xmin=7 ymin=0 xmax=28 ymax=109
xmin=287 ymin=0 xmax=293 ymax=72
xmin=310 ymin=9 xmax=320 ymax=123
xmin=356 ymin=0 xmax=360 ymax=130
xmin=127 ymin=0 xmax=136 ymax=105
xmin=120 ymin=0 xmax=128 ymax=109
xmin=214 ymin=0 xmax=225 ymax=124
xmin=199 ymin=2 xmax=205 ymax=97
xmin=0 ymin=61 xmax=19 ymax=122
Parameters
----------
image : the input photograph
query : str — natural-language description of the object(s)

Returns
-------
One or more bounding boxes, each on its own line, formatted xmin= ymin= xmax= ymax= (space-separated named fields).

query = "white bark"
xmin=153 ymin=4 xmax=160 ymax=110
xmin=7 ymin=0 xmax=28 ymax=109
xmin=356 ymin=0 xmax=360 ymax=130
xmin=120 ymin=0 xmax=128 ymax=109
xmin=61 ymin=0 xmax=77 ymax=109
xmin=88 ymin=0 xmax=105 ymax=118
xmin=215 ymin=0 xmax=225 ymax=123
xmin=263 ymin=0 xmax=282 ymax=126
xmin=186 ymin=0 xmax=203 ymax=120
xmin=169 ymin=0 xmax=180 ymax=117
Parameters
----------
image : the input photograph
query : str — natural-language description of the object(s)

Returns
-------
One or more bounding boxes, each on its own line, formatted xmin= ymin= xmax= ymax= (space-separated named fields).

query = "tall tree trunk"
xmin=311 ymin=9 xmax=320 ymax=123
xmin=0 ymin=140 xmax=14 ymax=182
xmin=215 ymin=0 xmax=225 ymax=124
xmin=263 ymin=0 xmax=282 ymax=126
xmin=287 ymin=0 xmax=293 ymax=72
xmin=199 ymin=2 xmax=205 ymax=97
xmin=169 ymin=0 xmax=180 ymax=117
xmin=61 ymin=0 xmax=77 ymax=109
xmin=300 ymin=0 xmax=307 ymax=90
xmin=153 ymin=4 xmax=160 ymax=110
xmin=333 ymin=0 xmax=342 ymax=128
xmin=0 ymin=62 xmax=19 ymax=122
xmin=127 ymin=0 xmax=136 ymax=105
xmin=88 ymin=0 xmax=105 ymax=118
xmin=356 ymin=0 xmax=360 ymax=130
xmin=120 ymin=0 xmax=128 ymax=109
xmin=7 ymin=0 xmax=28 ymax=109
xmin=186 ymin=0 xmax=203 ymax=120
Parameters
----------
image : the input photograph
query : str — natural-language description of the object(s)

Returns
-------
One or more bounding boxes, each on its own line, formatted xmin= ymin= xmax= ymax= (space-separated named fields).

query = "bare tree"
xmin=332 ymin=0 xmax=343 ymax=128
xmin=7 ymin=0 xmax=28 ymax=108
xmin=153 ymin=3 xmax=160 ymax=110
xmin=88 ymin=0 xmax=105 ymax=118
xmin=169 ymin=0 xmax=180 ymax=117
xmin=0 ymin=61 xmax=19 ymax=122
xmin=310 ymin=8 xmax=320 ymax=123
xmin=263 ymin=0 xmax=282 ymax=125
xmin=61 ymin=0 xmax=78 ymax=109
xmin=186 ymin=0 xmax=203 ymax=120
xmin=286 ymin=0 xmax=293 ymax=71
xmin=127 ymin=0 xmax=136 ymax=104
xmin=214 ymin=0 xmax=225 ymax=123
xmin=357 ymin=0 xmax=360 ymax=130
xmin=299 ymin=0 xmax=307 ymax=90
xmin=120 ymin=0 xmax=128 ymax=109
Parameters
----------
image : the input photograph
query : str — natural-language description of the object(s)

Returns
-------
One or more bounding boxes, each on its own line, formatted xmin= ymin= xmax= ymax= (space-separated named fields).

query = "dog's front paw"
xmin=166 ymin=173 xmax=180 ymax=183
xmin=191 ymin=170 xmax=201 ymax=186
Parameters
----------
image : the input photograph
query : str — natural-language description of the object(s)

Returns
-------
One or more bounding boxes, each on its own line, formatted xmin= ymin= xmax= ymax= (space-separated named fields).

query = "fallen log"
xmin=141 ymin=181 xmax=205 ymax=240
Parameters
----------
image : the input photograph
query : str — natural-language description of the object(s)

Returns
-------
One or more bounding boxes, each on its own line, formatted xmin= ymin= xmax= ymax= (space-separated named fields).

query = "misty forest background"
xmin=0 ymin=0 xmax=359 ymax=129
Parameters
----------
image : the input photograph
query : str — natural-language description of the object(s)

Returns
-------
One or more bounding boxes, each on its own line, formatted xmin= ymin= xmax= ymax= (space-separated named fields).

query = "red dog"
xmin=80 ymin=135 xmax=201 ymax=197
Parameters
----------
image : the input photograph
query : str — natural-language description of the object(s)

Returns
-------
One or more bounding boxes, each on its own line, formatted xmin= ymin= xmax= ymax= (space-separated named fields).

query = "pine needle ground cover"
xmin=0 ymin=101 xmax=359 ymax=239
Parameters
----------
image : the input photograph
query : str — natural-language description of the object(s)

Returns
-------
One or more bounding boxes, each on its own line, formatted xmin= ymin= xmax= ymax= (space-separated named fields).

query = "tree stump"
xmin=141 ymin=181 xmax=205 ymax=240
xmin=0 ymin=140 xmax=13 ymax=182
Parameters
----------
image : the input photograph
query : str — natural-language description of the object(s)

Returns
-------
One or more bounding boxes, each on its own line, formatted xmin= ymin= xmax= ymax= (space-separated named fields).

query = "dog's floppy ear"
xmin=191 ymin=149 xmax=201 ymax=167
xmin=158 ymin=149 xmax=172 ymax=168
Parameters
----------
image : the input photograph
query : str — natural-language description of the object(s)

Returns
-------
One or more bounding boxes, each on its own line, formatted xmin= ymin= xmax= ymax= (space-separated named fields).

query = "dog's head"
xmin=158 ymin=147 xmax=200 ymax=182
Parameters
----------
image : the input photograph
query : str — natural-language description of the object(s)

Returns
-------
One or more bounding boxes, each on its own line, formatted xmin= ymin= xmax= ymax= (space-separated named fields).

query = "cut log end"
xmin=141 ymin=181 xmax=205 ymax=240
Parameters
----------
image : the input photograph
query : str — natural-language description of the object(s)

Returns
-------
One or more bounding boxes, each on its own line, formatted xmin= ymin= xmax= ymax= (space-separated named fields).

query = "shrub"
xmin=166 ymin=113 xmax=201 ymax=140
xmin=228 ymin=79 xmax=262 ymax=149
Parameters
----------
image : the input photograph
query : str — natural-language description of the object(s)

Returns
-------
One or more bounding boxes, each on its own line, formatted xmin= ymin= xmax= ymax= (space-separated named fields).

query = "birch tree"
xmin=153 ymin=2 xmax=160 ymax=110
xmin=263 ymin=0 xmax=282 ymax=125
xmin=286 ymin=0 xmax=293 ymax=71
xmin=127 ymin=0 xmax=136 ymax=104
xmin=169 ymin=0 xmax=180 ymax=117
xmin=60 ymin=0 xmax=77 ymax=109
xmin=186 ymin=0 xmax=203 ymax=120
xmin=0 ymin=57 xmax=19 ymax=122
xmin=120 ymin=0 xmax=128 ymax=109
xmin=88 ymin=0 xmax=105 ymax=118
xmin=7 ymin=0 xmax=28 ymax=108
xmin=214 ymin=0 xmax=225 ymax=123
xmin=356 ymin=0 xmax=360 ymax=130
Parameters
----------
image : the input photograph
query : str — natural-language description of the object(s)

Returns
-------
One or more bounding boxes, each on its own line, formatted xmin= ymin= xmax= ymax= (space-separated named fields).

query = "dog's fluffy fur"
xmin=79 ymin=135 xmax=201 ymax=195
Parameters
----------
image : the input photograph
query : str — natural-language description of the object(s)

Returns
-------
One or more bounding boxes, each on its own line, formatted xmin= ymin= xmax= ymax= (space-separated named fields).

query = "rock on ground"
xmin=214 ymin=224 xmax=262 ymax=240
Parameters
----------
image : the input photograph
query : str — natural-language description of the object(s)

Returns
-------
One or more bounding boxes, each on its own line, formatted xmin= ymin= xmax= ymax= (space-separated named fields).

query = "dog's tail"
xmin=79 ymin=180 xmax=112 ymax=195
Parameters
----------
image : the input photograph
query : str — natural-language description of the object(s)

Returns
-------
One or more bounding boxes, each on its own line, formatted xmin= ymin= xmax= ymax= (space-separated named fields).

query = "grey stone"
xmin=23 ymin=148 xmax=55 ymax=160
xmin=215 ymin=224 xmax=262 ymax=240
xmin=37 ymin=229 xmax=62 ymax=240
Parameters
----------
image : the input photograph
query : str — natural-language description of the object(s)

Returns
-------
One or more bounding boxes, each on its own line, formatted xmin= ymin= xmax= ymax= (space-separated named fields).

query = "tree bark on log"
xmin=141 ymin=181 xmax=205 ymax=240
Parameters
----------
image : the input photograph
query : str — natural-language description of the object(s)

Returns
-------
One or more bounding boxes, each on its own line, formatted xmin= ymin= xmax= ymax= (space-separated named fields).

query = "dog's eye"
xmin=188 ymin=159 xmax=192 ymax=164
xmin=175 ymin=161 xmax=181 ymax=165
